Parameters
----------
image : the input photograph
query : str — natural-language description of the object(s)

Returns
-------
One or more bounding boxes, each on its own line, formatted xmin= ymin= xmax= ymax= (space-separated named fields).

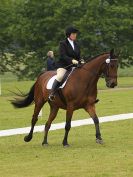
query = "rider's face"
xmin=69 ymin=33 xmax=77 ymax=41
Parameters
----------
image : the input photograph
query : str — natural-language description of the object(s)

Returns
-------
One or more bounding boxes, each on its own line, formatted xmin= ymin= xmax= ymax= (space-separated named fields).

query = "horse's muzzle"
xmin=106 ymin=81 xmax=117 ymax=88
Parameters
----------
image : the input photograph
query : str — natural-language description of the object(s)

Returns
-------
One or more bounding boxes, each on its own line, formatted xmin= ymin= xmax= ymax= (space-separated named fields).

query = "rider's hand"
xmin=80 ymin=59 xmax=85 ymax=64
xmin=72 ymin=59 xmax=79 ymax=65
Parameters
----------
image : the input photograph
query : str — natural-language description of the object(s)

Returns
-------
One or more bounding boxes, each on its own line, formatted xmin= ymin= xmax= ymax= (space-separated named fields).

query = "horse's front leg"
xmin=62 ymin=106 xmax=74 ymax=147
xmin=85 ymin=104 xmax=103 ymax=144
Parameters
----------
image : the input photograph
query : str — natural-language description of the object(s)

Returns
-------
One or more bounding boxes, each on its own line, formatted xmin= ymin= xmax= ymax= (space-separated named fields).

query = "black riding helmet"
xmin=65 ymin=26 xmax=79 ymax=37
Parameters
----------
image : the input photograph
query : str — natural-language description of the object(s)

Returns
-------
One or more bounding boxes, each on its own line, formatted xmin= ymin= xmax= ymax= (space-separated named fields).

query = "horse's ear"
xmin=110 ymin=48 xmax=114 ymax=58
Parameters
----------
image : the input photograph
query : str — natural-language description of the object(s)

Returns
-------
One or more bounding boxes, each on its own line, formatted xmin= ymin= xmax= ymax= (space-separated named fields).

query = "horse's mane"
xmin=85 ymin=52 xmax=109 ymax=62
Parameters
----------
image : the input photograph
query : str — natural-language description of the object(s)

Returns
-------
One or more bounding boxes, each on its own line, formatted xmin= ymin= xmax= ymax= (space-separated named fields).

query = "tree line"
xmin=0 ymin=0 xmax=133 ymax=79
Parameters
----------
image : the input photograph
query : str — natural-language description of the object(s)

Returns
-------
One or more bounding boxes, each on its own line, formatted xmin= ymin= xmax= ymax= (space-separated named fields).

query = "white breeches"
xmin=56 ymin=68 xmax=67 ymax=82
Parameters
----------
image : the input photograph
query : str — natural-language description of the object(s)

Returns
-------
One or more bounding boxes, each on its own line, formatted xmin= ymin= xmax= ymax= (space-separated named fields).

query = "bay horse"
xmin=11 ymin=49 xmax=118 ymax=146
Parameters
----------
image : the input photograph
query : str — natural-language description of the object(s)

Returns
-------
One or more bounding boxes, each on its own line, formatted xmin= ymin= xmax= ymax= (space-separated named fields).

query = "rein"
xmin=64 ymin=55 xmax=118 ymax=78
xmin=79 ymin=57 xmax=118 ymax=78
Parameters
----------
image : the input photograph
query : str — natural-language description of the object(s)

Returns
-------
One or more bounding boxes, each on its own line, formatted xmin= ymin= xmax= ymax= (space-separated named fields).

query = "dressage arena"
xmin=0 ymin=77 xmax=133 ymax=177
xmin=1 ymin=0 xmax=133 ymax=175
xmin=0 ymin=113 xmax=133 ymax=137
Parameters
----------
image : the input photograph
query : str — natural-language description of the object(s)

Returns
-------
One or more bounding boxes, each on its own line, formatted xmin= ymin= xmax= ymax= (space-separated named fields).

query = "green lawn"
xmin=118 ymin=66 xmax=133 ymax=77
xmin=0 ymin=119 xmax=133 ymax=177
xmin=97 ymin=77 xmax=133 ymax=90
xmin=0 ymin=89 xmax=133 ymax=130
xmin=0 ymin=77 xmax=133 ymax=177
xmin=0 ymin=73 xmax=133 ymax=96
xmin=0 ymin=78 xmax=133 ymax=130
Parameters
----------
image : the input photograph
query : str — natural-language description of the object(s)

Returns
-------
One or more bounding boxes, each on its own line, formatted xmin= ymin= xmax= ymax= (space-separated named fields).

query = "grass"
xmin=0 ymin=119 xmax=133 ymax=177
xmin=0 ymin=78 xmax=133 ymax=130
xmin=0 ymin=72 xmax=17 ymax=82
xmin=0 ymin=76 xmax=133 ymax=97
xmin=0 ymin=77 xmax=133 ymax=177
xmin=118 ymin=66 xmax=133 ymax=77
xmin=97 ymin=77 xmax=133 ymax=89
xmin=0 ymin=89 xmax=133 ymax=130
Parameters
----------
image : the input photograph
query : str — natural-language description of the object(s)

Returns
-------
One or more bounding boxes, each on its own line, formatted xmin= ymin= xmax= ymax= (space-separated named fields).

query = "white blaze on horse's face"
xmin=105 ymin=58 xmax=111 ymax=64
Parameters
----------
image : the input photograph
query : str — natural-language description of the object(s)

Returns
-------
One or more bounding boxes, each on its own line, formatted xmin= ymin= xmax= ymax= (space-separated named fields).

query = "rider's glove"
xmin=72 ymin=59 xmax=79 ymax=65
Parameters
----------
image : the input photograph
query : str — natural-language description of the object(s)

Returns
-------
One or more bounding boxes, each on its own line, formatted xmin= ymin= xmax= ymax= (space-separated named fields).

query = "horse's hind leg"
xmin=24 ymin=100 xmax=45 ymax=142
xmin=42 ymin=104 xmax=59 ymax=146
xmin=62 ymin=106 xmax=73 ymax=147
xmin=85 ymin=104 xmax=103 ymax=144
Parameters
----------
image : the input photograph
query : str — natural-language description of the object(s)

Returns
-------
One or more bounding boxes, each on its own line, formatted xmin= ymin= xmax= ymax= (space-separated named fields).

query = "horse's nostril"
xmin=110 ymin=83 xmax=116 ymax=88
xmin=106 ymin=82 xmax=116 ymax=88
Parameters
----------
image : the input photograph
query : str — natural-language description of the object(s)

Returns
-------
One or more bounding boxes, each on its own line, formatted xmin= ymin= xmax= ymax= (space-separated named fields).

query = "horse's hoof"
xmin=63 ymin=143 xmax=70 ymax=148
xmin=96 ymin=138 xmax=104 ymax=144
xmin=24 ymin=135 xmax=32 ymax=142
xmin=42 ymin=142 xmax=49 ymax=147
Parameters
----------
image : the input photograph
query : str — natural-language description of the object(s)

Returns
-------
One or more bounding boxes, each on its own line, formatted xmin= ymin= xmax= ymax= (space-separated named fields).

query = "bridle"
xmin=104 ymin=57 xmax=118 ymax=79
xmin=79 ymin=57 xmax=118 ymax=79
xmin=64 ymin=55 xmax=118 ymax=79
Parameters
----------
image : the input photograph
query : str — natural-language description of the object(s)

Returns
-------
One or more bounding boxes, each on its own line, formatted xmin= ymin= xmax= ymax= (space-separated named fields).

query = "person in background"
xmin=47 ymin=51 xmax=56 ymax=71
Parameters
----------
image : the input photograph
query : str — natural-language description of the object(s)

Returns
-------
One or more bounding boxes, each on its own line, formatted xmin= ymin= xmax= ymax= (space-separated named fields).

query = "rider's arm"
xmin=59 ymin=42 xmax=73 ymax=65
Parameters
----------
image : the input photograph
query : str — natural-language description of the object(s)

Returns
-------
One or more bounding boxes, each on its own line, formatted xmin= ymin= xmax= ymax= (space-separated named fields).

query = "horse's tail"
xmin=11 ymin=84 xmax=35 ymax=108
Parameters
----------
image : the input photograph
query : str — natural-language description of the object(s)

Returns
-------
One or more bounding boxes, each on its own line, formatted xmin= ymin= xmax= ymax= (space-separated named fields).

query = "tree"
xmin=0 ymin=0 xmax=133 ymax=78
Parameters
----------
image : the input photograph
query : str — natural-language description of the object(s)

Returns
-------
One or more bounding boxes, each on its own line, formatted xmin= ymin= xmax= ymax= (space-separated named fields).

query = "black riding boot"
xmin=49 ymin=79 xmax=60 ymax=101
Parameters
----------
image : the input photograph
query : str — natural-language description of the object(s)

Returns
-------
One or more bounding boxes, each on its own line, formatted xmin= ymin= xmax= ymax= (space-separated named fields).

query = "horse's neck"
xmin=79 ymin=54 xmax=109 ymax=87
xmin=84 ymin=54 xmax=109 ymax=75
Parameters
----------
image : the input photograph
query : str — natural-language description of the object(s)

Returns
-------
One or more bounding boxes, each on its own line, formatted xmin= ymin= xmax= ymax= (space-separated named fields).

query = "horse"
xmin=11 ymin=49 xmax=118 ymax=147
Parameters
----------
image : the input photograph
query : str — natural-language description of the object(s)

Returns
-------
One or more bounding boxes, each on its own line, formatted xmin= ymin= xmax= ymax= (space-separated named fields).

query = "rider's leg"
xmin=49 ymin=68 xmax=67 ymax=101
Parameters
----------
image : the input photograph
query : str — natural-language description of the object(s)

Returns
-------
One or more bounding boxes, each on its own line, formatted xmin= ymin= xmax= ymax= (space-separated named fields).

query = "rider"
xmin=49 ymin=26 xmax=83 ymax=101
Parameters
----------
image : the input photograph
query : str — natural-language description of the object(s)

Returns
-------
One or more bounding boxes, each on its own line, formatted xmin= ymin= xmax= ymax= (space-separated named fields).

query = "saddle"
xmin=46 ymin=67 xmax=75 ymax=90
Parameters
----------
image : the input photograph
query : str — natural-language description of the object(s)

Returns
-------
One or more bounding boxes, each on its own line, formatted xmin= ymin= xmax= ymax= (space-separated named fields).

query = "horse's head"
xmin=103 ymin=49 xmax=118 ymax=88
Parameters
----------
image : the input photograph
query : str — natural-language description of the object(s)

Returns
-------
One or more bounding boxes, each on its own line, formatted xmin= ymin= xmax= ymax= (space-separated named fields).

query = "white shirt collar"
xmin=67 ymin=38 xmax=74 ymax=50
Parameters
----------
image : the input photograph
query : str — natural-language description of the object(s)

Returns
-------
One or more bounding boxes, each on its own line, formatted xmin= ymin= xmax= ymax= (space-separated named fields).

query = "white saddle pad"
xmin=46 ymin=68 xmax=75 ymax=90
